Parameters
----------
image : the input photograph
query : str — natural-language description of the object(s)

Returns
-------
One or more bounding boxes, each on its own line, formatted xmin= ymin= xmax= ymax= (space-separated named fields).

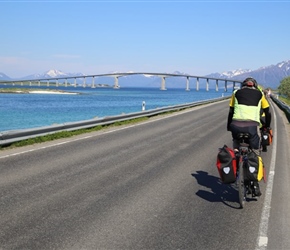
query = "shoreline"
xmin=28 ymin=90 xmax=79 ymax=95
xmin=0 ymin=88 xmax=80 ymax=95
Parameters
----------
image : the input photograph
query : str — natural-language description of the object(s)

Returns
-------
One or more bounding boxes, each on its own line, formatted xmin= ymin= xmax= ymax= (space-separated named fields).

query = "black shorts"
xmin=229 ymin=123 xmax=260 ymax=150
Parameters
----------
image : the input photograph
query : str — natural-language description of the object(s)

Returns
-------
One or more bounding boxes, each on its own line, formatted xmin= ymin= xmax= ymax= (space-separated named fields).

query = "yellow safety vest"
xmin=233 ymin=95 xmax=261 ymax=123
xmin=229 ymin=88 xmax=269 ymax=124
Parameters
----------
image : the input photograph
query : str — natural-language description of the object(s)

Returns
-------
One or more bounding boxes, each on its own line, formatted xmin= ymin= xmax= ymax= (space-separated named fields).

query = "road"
xmin=0 ymin=99 xmax=289 ymax=250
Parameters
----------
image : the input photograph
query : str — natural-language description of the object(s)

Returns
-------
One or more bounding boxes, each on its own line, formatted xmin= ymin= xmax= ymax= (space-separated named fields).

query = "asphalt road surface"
xmin=0 ymin=99 xmax=289 ymax=250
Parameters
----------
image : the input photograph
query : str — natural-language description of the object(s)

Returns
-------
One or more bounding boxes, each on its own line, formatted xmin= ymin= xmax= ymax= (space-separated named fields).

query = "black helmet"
xmin=242 ymin=77 xmax=257 ymax=88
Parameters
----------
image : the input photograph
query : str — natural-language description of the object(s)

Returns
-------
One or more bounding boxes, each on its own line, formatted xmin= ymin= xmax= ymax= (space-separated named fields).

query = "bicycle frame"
xmin=236 ymin=133 xmax=251 ymax=208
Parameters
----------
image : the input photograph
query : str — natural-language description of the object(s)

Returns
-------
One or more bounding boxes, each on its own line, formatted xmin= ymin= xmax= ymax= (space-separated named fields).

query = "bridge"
xmin=0 ymin=72 xmax=242 ymax=91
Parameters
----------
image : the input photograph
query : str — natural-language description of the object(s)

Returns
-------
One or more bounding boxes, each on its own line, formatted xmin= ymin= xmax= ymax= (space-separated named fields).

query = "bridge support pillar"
xmin=83 ymin=77 xmax=86 ymax=88
xmin=92 ymin=76 xmax=95 ymax=88
xmin=160 ymin=76 xmax=166 ymax=90
xmin=232 ymin=81 xmax=235 ymax=91
xmin=216 ymin=79 xmax=218 ymax=91
xmin=196 ymin=78 xmax=199 ymax=91
xmin=114 ymin=76 xmax=120 ymax=89
xmin=206 ymin=78 xmax=209 ymax=91
xmin=225 ymin=80 xmax=228 ymax=92
xmin=186 ymin=77 xmax=190 ymax=91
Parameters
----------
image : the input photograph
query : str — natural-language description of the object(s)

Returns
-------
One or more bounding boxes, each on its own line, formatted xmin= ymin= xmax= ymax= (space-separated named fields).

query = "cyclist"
xmin=227 ymin=77 xmax=271 ymax=196
xmin=257 ymin=86 xmax=273 ymax=152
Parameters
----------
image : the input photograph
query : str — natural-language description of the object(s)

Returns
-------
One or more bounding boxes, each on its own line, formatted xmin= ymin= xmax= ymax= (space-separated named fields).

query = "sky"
xmin=1 ymin=0 xmax=290 ymax=78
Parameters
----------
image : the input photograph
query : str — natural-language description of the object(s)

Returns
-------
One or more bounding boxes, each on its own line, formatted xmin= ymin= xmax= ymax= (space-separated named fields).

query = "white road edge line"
xmin=255 ymin=101 xmax=277 ymax=250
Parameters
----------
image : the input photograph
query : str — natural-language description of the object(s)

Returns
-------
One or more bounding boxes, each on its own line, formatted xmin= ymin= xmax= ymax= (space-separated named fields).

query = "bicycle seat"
xmin=237 ymin=133 xmax=250 ymax=140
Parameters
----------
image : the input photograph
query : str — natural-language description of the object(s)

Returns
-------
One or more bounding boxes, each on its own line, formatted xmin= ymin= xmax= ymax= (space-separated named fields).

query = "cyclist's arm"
xmin=261 ymin=95 xmax=270 ymax=109
xmin=261 ymin=95 xmax=271 ymax=127
xmin=263 ymin=107 xmax=271 ymax=128
xmin=227 ymin=107 xmax=234 ymax=131
xmin=227 ymin=94 xmax=235 ymax=131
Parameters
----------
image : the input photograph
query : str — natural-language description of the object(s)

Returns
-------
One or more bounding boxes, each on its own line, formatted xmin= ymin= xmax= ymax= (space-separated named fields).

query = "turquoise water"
xmin=0 ymin=86 xmax=231 ymax=132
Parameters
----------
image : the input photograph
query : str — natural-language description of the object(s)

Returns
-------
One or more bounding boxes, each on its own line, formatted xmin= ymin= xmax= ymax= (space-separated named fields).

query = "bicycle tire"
xmin=238 ymin=159 xmax=246 ymax=208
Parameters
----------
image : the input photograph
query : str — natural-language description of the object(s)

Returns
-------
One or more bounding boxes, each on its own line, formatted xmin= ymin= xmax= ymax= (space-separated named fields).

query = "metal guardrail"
xmin=0 ymin=97 xmax=229 ymax=146
xmin=270 ymin=95 xmax=290 ymax=122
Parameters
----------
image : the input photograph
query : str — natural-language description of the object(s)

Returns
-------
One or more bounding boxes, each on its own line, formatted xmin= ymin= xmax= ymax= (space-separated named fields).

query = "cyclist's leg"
xmin=260 ymin=128 xmax=268 ymax=152
xmin=246 ymin=126 xmax=262 ymax=197
xmin=248 ymin=126 xmax=261 ymax=155
xmin=229 ymin=123 xmax=243 ymax=150
xmin=260 ymin=115 xmax=268 ymax=151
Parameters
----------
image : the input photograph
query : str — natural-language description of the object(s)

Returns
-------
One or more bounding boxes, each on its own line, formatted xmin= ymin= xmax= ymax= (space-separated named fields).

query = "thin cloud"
xmin=0 ymin=56 xmax=26 ymax=65
xmin=51 ymin=54 xmax=81 ymax=59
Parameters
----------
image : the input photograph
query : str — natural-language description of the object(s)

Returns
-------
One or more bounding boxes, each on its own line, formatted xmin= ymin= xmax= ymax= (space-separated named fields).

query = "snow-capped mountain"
xmin=20 ymin=69 xmax=85 ymax=80
xmin=206 ymin=69 xmax=252 ymax=79
xmin=222 ymin=69 xmax=252 ymax=78
xmin=42 ymin=69 xmax=68 ymax=78
xmin=225 ymin=60 xmax=290 ymax=89
xmin=204 ymin=60 xmax=290 ymax=89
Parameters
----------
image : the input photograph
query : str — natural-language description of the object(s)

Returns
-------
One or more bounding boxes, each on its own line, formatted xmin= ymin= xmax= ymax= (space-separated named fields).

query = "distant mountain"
xmin=207 ymin=60 xmax=290 ymax=89
xmin=1 ymin=60 xmax=290 ymax=89
xmin=0 ymin=72 xmax=11 ymax=81
xmin=20 ymin=69 xmax=85 ymax=80
xmin=206 ymin=69 xmax=252 ymax=79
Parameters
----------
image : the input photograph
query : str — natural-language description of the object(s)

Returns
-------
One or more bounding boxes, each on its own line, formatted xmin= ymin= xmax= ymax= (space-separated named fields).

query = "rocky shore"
xmin=0 ymin=88 xmax=80 ymax=95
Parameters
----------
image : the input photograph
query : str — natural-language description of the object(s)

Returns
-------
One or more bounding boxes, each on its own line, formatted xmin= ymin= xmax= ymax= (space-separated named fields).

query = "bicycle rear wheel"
xmin=238 ymin=160 xmax=246 ymax=208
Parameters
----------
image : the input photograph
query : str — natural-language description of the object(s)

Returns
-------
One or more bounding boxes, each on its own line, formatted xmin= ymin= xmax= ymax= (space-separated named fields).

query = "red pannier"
xmin=216 ymin=145 xmax=237 ymax=184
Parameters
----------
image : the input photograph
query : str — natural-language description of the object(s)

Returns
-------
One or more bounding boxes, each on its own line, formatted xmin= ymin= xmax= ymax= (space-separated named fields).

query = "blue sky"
xmin=1 ymin=0 xmax=290 ymax=78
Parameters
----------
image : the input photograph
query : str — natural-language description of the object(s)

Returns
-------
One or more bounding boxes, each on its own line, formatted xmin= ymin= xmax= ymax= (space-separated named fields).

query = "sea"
xmin=0 ymin=86 xmax=231 ymax=132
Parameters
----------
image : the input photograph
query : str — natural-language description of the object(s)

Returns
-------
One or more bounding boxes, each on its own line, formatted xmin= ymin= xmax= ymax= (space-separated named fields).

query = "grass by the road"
xmin=0 ymin=117 xmax=150 ymax=150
